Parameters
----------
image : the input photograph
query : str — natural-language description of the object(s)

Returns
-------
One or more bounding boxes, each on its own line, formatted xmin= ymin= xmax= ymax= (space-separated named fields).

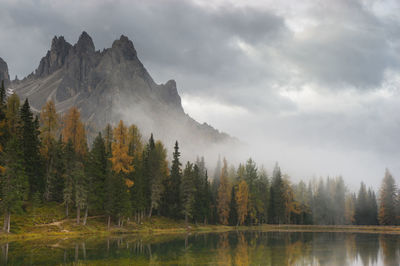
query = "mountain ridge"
xmin=1 ymin=31 xmax=235 ymax=154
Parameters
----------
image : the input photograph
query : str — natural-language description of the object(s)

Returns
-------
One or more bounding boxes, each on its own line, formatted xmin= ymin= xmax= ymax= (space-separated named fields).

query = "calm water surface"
xmin=1 ymin=231 xmax=400 ymax=265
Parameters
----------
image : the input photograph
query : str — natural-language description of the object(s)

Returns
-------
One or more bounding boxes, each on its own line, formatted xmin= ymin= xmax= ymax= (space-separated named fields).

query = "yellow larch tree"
xmin=40 ymin=100 xmax=59 ymax=158
xmin=236 ymin=180 xmax=249 ymax=225
xmin=62 ymin=107 xmax=87 ymax=156
xmin=110 ymin=120 xmax=134 ymax=187
xmin=217 ymin=158 xmax=231 ymax=225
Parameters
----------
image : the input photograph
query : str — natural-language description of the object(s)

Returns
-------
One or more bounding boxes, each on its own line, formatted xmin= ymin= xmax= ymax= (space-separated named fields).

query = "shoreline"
xmin=1 ymin=220 xmax=400 ymax=242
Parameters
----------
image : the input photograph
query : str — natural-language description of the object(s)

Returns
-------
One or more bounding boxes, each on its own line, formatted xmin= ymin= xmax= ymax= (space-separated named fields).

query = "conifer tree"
xmin=228 ymin=185 xmax=238 ymax=225
xmin=0 ymin=80 xmax=5 ymax=105
xmin=110 ymin=121 xmax=134 ymax=226
xmin=6 ymin=93 xmax=20 ymax=135
xmin=40 ymin=100 xmax=60 ymax=201
xmin=236 ymin=180 xmax=249 ymax=225
xmin=217 ymin=158 xmax=231 ymax=225
xmin=181 ymin=162 xmax=196 ymax=223
xmin=20 ymin=99 xmax=44 ymax=198
xmin=63 ymin=141 xmax=75 ymax=218
xmin=103 ymin=123 xmax=113 ymax=156
xmin=355 ymin=182 xmax=368 ymax=225
xmin=168 ymin=141 xmax=182 ymax=218
xmin=269 ymin=163 xmax=286 ymax=224
xmin=148 ymin=140 xmax=168 ymax=217
xmin=378 ymin=169 xmax=397 ymax=225
xmin=85 ymin=133 xmax=108 ymax=223
xmin=1 ymin=136 xmax=29 ymax=232
xmin=367 ymin=188 xmax=378 ymax=225
xmin=62 ymin=107 xmax=87 ymax=156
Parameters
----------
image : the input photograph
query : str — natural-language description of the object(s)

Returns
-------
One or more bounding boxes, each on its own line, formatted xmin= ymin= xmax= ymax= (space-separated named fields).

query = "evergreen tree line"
xmin=0 ymin=86 xmax=399 ymax=232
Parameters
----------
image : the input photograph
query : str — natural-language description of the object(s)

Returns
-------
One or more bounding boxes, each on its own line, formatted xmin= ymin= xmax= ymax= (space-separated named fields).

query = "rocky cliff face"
xmin=0 ymin=57 xmax=10 ymax=88
xmin=7 ymin=32 xmax=233 ymax=152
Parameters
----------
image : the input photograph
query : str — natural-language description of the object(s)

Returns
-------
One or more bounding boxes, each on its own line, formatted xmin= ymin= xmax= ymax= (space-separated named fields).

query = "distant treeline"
xmin=0 ymin=81 xmax=399 ymax=233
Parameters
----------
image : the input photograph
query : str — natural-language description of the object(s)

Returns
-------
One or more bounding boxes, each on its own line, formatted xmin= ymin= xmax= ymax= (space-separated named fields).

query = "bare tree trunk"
xmin=107 ymin=215 xmax=111 ymax=230
xmin=117 ymin=217 xmax=121 ymax=227
xmin=148 ymin=206 xmax=153 ymax=218
xmin=76 ymin=206 xmax=80 ymax=225
xmin=66 ymin=203 xmax=69 ymax=218
xmin=7 ymin=213 xmax=10 ymax=233
xmin=83 ymin=206 xmax=88 ymax=225
xmin=3 ymin=213 xmax=7 ymax=232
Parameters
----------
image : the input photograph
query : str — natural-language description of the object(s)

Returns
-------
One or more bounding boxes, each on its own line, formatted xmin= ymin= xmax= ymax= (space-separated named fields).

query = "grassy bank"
xmin=0 ymin=203 xmax=399 ymax=241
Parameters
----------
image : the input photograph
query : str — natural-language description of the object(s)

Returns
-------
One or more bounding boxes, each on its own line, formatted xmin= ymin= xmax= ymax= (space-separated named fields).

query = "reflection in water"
xmin=0 ymin=231 xmax=399 ymax=265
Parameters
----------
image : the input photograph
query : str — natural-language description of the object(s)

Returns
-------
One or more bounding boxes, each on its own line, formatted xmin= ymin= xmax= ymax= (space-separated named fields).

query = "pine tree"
xmin=63 ymin=141 xmax=75 ymax=218
xmin=85 ymin=133 xmax=108 ymax=223
xmin=0 ymin=80 xmax=6 ymax=105
xmin=1 ymin=136 xmax=29 ymax=232
xmin=355 ymin=182 xmax=368 ymax=225
xmin=110 ymin=121 xmax=134 ymax=226
xmin=217 ymin=158 xmax=231 ymax=225
xmin=228 ymin=185 xmax=238 ymax=225
xmin=181 ymin=162 xmax=196 ymax=223
xmin=367 ymin=188 xmax=378 ymax=225
xmin=148 ymin=140 xmax=168 ymax=217
xmin=20 ymin=99 xmax=44 ymax=198
xmin=168 ymin=141 xmax=182 ymax=218
xmin=378 ymin=169 xmax=397 ymax=225
xmin=269 ymin=163 xmax=286 ymax=224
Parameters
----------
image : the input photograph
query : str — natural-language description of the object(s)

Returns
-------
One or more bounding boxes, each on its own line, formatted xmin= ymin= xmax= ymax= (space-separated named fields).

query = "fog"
xmin=1 ymin=0 xmax=400 ymax=190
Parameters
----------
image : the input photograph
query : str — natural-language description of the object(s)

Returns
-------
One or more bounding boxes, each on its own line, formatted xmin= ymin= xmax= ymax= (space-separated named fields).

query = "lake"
xmin=1 ymin=231 xmax=399 ymax=265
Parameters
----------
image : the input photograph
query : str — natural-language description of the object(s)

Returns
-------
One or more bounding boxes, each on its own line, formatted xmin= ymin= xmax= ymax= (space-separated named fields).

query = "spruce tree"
xmin=181 ymin=162 xmax=195 ymax=223
xmin=378 ymin=169 xmax=397 ymax=225
xmin=0 ymin=80 xmax=5 ymax=105
xmin=86 ymin=133 xmax=107 ymax=214
xmin=20 ymin=99 xmax=44 ymax=198
xmin=169 ymin=141 xmax=182 ymax=218
xmin=1 ymin=136 xmax=29 ymax=232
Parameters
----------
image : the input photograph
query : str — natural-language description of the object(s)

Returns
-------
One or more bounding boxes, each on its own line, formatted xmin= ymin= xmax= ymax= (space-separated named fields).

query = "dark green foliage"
xmin=1 ymin=136 xmax=29 ymax=214
xmin=20 ymin=99 xmax=44 ymax=197
xmin=269 ymin=163 xmax=285 ymax=224
xmin=228 ymin=185 xmax=238 ymax=225
xmin=181 ymin=162 xmax=196 ymax=223
xmin=167 ymin=141 xmax=182 ymax=218
xmin=0 ymin=80 xmax=5 ymax=105
xmin=85 ymin=133 xmax=107 ymax=213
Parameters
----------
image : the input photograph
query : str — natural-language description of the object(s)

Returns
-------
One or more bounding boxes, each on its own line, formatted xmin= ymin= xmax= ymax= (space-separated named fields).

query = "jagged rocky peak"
xmin=111 ymin=35 xmax=137 ymax=60
xmin=35 ymin=35 xmax=72 ymax=77
xmin=75 ymin=31 xmax=95 ymax=54
xmin=0 ymin=57 xmax=10 ymax=87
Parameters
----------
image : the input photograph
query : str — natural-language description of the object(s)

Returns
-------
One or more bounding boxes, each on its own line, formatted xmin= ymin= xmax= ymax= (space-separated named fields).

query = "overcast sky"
xmin=1 ymin=0 xmax=400 ymax=189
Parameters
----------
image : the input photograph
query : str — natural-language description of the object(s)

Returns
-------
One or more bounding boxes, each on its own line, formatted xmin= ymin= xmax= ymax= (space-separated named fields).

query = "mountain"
xmin=2 ymin=32 xmax=235 ymax=156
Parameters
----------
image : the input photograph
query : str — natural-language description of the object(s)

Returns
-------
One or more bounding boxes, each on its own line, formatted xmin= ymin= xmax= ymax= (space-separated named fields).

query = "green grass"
xmin=0 ymin=202 xmax=399 ymax=242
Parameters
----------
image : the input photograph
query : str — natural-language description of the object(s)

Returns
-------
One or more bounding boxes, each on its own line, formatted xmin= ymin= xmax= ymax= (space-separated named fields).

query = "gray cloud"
xmin=1 ymin=0 xmax=400 ymax=188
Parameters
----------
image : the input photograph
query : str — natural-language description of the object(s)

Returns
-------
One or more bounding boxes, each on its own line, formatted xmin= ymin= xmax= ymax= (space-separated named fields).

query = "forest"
xmin=0 ymin=80 xmax=399 ymax=233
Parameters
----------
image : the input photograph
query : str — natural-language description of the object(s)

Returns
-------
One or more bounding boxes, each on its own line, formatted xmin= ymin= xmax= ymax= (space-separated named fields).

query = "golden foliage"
xmin=217 ymin=158 xmax=231 ymax=225
xmin=125 ymin=178 xmax=134 ymax=188
xmin=62 ymin=107 xmax=87 ymax=156
xmin=40 ymin=100 xmax=59 ymax=158
xmin=236 ymin=180 xmax=249 ymax=225
xmin=110 ymin=120 xmax=133 ymax=174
